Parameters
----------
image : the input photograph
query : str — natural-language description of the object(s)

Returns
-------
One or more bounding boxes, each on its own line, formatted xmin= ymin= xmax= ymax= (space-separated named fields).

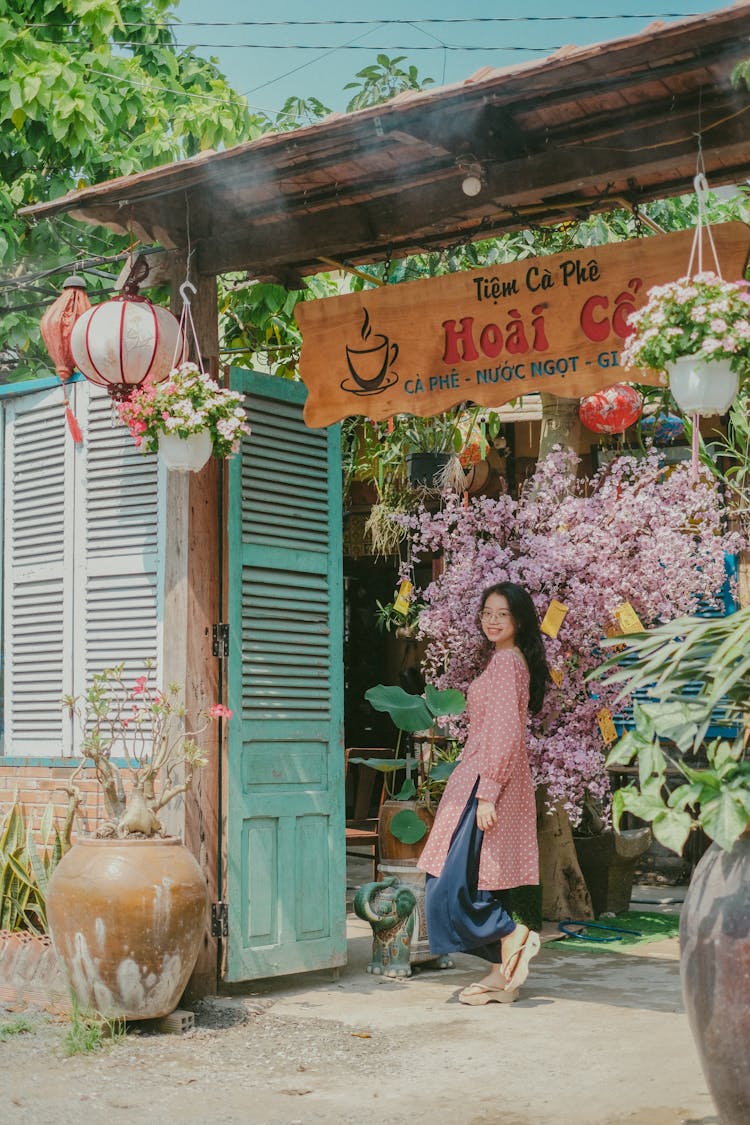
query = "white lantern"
xmin=666 ymin=355 xmax=739 ymax=417
xmin=70 ymin=294 xmax=187 ymax=401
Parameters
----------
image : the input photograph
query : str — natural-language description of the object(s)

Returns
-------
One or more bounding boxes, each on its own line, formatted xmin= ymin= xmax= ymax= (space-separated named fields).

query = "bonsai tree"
xmin=352 ymin=683 xmax=465 ymax=845
xmin=592 ymin=608 xmax=750 ymax=854
xmin=62 ymin=660 xmax=232 ymax=838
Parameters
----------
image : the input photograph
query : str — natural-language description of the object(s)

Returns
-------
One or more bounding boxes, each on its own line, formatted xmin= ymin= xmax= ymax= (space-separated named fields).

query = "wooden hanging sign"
xmin=297 ymin=223 xmax=750 ymax=427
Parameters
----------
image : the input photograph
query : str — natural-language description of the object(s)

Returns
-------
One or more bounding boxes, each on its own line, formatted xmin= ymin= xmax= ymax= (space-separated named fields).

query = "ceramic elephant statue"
xmin=353 ymin=876 xmax=417 ymax=977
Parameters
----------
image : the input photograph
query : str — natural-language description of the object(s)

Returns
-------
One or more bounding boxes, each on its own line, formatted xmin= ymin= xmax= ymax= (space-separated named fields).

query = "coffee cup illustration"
xmin=345 ymin=334 xmax=399 ymax=391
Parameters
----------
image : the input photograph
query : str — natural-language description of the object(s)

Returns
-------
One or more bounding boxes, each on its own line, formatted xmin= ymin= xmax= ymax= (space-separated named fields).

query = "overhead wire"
xmin=23 ymin=14 xmax=707 ymax=29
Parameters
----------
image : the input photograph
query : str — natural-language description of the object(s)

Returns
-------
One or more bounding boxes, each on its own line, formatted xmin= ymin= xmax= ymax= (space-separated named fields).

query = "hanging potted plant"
xmin=46 ymin=661 xmax=233 ymax=1020
xmin=593 ymin=611 xmax=750 ymax=1125
xmin=621 ymin=270 xmax=750 ymax=416
xmin=117 ymin=361 xmax=250 ymax=472
xmin=622 ymin=172 xmax=750 ymax=481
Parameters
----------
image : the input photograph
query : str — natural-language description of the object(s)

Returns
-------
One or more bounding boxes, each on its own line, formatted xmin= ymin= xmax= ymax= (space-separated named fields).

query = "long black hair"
xmin=479 ymin=582 xmax=550 ymax=714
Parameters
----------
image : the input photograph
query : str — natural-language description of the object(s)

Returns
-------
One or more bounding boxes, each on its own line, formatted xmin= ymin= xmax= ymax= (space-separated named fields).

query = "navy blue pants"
xmin=425 ymin=785 xmax=516 ymax=964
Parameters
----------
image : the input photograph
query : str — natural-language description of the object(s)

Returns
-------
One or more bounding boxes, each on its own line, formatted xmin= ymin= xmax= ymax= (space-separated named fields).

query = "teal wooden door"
xmin=226 ymin=369 xmax=346 ymax=981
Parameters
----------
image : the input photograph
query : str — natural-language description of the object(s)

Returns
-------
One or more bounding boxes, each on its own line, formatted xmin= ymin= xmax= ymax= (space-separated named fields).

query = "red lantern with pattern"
xmin=579 ymin=383 xmax=643 ymax=435
xmin=39 ymin=274 xmax=91 ymax=442
xmin=70 ymin=287 xmax=187 ymax=403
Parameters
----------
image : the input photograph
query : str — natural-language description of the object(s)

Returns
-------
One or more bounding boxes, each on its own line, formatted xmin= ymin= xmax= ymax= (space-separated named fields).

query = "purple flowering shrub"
xmin=395 ymin=447 xmax=741 ymax=823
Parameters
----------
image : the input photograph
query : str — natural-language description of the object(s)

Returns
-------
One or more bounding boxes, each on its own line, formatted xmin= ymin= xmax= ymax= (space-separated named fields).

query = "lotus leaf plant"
xmin=353 ymin=683 xmax=466 ymax=844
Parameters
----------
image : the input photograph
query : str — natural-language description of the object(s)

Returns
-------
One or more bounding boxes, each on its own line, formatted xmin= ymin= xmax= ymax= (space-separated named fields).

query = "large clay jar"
xmin=47 ymin=837 xmax=208 ymax=1020
xmin=378 ymin=799 xmax=434 ymax=866
xmin=680 ymin=832 xmax=750 ymax=1125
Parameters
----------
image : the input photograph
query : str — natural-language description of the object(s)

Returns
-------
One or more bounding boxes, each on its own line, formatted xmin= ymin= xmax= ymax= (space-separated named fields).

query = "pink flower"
xmin=132 ymin=676 xmax=147 ymax=696
xmin=207 ymin=703 xmax=233 ymax=720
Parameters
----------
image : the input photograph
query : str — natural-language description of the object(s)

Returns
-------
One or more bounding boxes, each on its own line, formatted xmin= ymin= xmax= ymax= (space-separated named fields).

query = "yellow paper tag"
xmin=393 ymin=579 xmax=413 ymax=617
xmin=549 ymin=666 xmax=564 ymax=687
xmin=597 ymin=707 xmax=618 ymax=745
xmin=541 ymin=599 xmax=569 ymax=638
xmin=614 ymin=602 xmax=645 ymax=634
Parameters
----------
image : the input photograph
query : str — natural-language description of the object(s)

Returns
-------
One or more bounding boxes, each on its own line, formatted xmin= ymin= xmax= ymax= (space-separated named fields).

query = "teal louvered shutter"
xmin=4 ymin=387 xmax=73 ymax=754
xmin=226 ymin=369 xmax=345 ymax=981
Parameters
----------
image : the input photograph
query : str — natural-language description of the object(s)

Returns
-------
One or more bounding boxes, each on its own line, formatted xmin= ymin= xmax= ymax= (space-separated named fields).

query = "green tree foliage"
xmin=344 ymin=54 xmax=434 ymax=112
xmin=0 ymin=0 xmax=259 ymax=380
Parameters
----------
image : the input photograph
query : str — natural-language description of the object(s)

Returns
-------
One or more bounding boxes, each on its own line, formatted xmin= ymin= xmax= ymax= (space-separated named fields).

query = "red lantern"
xmin=70 ymin=288 xmax=187 ymax=402
xmin=39 ymin=274 xmax=91 ymax=443
xmin=579 ymin=384 xmax=643 ymax=434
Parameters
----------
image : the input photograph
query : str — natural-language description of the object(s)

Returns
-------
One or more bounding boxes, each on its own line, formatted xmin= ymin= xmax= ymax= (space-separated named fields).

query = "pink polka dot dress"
xmin=418 ymin=648 xmax=539 ymax=891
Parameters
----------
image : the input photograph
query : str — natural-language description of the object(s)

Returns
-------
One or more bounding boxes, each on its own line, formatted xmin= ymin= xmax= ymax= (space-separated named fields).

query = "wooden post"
xmin=162 ymin=260 xmax=222 ymax=998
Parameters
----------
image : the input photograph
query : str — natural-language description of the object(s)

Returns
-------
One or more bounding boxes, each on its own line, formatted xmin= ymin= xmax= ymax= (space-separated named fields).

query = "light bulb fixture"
xmin=458 ymin=159 xmax=484 ymax=197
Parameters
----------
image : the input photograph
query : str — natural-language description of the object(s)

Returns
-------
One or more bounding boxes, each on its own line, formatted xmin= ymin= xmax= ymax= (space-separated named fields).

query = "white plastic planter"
xmin=158 ymin=430 xmax=213 ymax=472
xmin=666 ymin=355 xmax=739 ymax=417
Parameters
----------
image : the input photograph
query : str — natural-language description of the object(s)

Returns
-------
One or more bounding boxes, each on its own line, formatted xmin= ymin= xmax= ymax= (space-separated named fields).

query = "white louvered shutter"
xmin=71 ymin=382 xmax=164 ymax=721
xmin=4 ymin=387 xmax=75 ymax=754
xmin=3 ymin=381 xmax=164 ymax=757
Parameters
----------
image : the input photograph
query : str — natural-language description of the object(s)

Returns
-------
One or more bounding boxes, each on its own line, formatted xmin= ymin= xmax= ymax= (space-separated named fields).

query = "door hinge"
xmin=211 ymin=901 xmax=228 ymax=938
xmin=212 ymin=623 xmax=229 ymax=658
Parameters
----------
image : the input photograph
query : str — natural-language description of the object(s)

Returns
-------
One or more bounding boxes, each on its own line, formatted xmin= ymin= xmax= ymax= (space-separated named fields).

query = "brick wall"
xmin=0 ymin=761 xmax=110 ymax=841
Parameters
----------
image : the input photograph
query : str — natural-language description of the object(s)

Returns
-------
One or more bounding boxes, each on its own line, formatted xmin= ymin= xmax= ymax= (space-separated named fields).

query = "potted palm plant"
xmin=46 ymin=661 xmax=232 ymax=1020
xmin=592 ymin=609 xmax=750 ymax=1125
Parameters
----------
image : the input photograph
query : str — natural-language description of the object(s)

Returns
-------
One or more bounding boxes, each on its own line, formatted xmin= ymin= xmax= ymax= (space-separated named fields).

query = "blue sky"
xmin=172 ymin=1 xmax=728 ymax=118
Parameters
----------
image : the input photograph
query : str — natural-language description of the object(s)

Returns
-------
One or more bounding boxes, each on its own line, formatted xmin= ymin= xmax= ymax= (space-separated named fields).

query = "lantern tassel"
xmin=61 ymin=385 xmax=83 ymax=444
xmin=691 ymin=412 xmax=699 ymax=479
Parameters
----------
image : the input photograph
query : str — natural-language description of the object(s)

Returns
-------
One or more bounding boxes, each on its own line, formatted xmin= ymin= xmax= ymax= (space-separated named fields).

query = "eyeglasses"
xmin=480 ymin=611 xmax=512 ymax=623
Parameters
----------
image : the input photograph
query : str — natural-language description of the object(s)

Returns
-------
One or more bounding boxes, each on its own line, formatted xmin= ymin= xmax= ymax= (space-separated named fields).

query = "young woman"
xmin=417 ymin=581 xmax=550 ymax=1004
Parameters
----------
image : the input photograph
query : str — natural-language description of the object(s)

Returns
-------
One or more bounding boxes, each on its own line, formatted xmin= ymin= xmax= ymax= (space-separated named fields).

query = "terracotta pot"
xmin=47 ymin=836 xmax=208 ymax=1019
xmin=378 ymin=799 xmax=435 ymax=866
xmin=680 ymin=832 xmax=750 ymax=1125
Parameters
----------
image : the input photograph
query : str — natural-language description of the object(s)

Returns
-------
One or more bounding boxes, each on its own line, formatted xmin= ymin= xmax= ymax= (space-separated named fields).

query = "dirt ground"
xmin=0 ymin=883 xmax=719 ymax=1125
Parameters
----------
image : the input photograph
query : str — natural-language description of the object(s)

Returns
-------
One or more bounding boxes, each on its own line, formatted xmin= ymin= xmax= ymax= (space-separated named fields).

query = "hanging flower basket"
xmin=621 ymin=270 xmax=750 ymax=413
xmin=157 ymin=429 xmax=213 ymax=473
xmin=117 ymin=361 xmax=250 ymax=469
xmin=621 ymin=173 xmax=750 ymax=436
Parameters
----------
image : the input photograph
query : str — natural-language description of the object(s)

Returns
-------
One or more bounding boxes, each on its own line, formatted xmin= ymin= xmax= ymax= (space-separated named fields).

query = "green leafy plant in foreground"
xmin=0 ymin=1015 xmax=34 ymax=1041
xmin=352 ymin=683 xmax=466 ymax=844
xmin=591 ymin=608 xmax=750 ymax=853
xmin=0 ymin=800 xmax=66 ymax=934
xmin=64 ymin=1000 xmax=126 ymax=1057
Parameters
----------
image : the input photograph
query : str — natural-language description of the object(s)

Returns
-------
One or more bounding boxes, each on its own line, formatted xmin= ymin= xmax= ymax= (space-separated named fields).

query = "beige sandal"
xmin=458 ymin=982 xmax=519 ymax=1005
xmin=504 ymin=931 xmax=541 ymax=990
